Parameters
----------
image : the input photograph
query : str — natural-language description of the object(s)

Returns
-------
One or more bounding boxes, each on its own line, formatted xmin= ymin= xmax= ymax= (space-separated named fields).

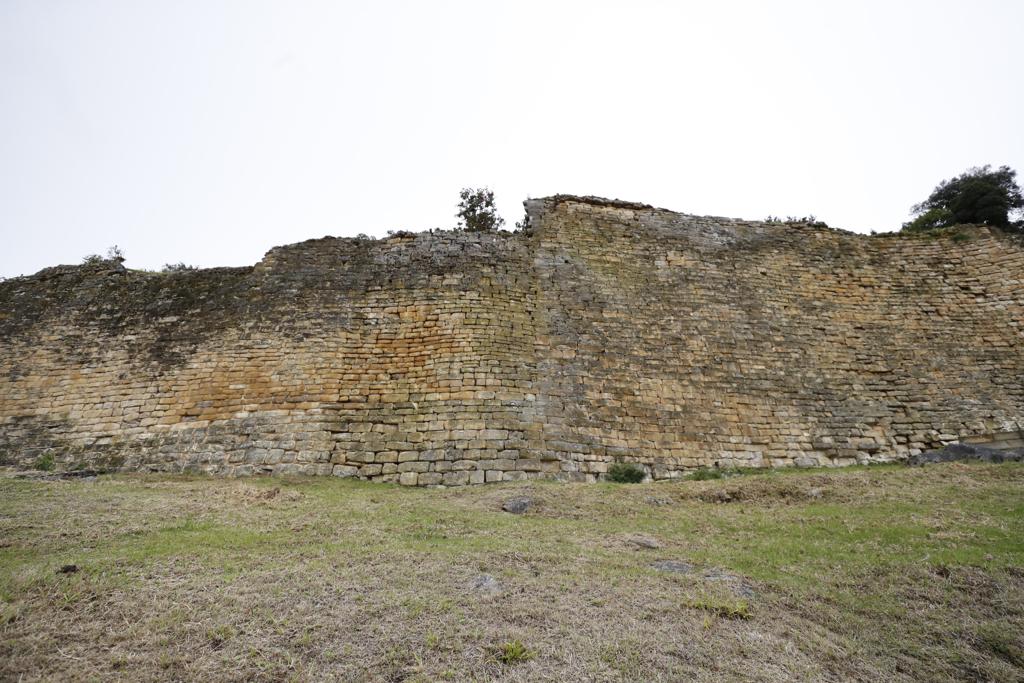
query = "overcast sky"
xmin=1 ymin=1 xmax=1022 ymax=277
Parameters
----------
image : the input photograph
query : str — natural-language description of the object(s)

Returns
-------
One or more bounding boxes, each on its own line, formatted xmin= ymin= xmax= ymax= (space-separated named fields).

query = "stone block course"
xmin=1 ymin=196 xmax=1022 ymax=484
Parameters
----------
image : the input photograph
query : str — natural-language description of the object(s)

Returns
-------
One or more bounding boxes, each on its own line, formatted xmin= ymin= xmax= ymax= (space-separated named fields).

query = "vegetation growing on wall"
xmin=161 ymin=263 xmax=198 ymax=273
xmin=903 ymin=165 xmax=1023 ymax=234
xmin=607 ymin=462 xmax=646 ymax=483
xmin=456 ymin=187 xmax=505 ymax=232
xmin=81 ymin=245 xmax=125 ymax=265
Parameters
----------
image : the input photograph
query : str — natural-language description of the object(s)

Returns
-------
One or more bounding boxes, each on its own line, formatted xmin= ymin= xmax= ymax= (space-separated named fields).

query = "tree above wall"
xmin=456 ymin=187 xmax=505 ymax=232
xmin=903 ymin=165 xmax=1024 ymax=234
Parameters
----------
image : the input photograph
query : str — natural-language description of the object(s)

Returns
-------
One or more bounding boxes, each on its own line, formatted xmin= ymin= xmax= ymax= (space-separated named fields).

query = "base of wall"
xmin=5 ymin=441 xmax=926 ymax=486
xmin=962 ymin=431 xmax=1024 ymax=450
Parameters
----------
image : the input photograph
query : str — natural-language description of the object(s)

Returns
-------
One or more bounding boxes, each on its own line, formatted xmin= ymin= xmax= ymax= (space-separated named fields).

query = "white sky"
xmin=2 ymin=1 xmax=1022 ymax=277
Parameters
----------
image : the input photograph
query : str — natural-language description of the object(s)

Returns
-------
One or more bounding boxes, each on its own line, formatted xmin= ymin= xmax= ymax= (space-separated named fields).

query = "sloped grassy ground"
xmin=1 ymin=463 xmax=1022 ymax=682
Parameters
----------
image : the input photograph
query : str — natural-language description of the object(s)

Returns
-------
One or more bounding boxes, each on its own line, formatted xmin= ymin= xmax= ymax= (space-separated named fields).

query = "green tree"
xmin=903 ymin=165 xmax=1023 ymax=233
xmin=456 ymin=187 xmax=505 ymax=232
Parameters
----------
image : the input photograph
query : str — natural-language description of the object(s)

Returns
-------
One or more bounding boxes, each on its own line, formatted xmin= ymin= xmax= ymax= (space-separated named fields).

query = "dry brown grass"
xmin=1 ymin=463 xmax=1023 ymax=681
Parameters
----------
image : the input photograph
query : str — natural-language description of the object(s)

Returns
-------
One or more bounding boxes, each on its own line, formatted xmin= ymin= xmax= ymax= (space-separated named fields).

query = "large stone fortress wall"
xmin=1 ymin=196 xmax=1022 ymax=483
xmin=530 ymin=197 xmax=1024 ymax=475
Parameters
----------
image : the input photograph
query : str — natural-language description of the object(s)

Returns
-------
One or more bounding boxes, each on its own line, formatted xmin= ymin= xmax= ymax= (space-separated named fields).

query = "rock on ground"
xmin=501 ymin=497 xmax=533 ymax=514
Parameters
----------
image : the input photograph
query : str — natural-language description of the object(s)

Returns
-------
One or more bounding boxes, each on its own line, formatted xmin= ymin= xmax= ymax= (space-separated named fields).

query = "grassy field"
xmin=1 ymin=463 xmax=1023 ymax=682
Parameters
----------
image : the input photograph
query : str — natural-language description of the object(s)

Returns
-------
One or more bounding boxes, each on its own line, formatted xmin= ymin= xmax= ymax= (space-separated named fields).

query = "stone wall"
xmin=1 ymin=196 xmax=1022 ymax=484
xmin=528 ymin=197 xmax=1024 ymax=478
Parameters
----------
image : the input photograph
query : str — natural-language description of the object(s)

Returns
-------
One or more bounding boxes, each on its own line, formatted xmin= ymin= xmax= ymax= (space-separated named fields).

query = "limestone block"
xmin=418 ymin=472 xmax=443 ymax=486
xmin=442 ymin=471 xmax=470 ymax=486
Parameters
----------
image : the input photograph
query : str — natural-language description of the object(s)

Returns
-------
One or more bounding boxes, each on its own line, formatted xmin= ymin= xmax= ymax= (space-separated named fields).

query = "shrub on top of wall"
xmin=607 ymin=462 xmax=646 ymax=483
xmin=161 ymin=263 xmax=199 ymax=273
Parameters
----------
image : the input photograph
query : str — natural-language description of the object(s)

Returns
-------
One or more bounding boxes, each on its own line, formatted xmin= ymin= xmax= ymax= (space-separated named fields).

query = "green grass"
xmin=682 ymin=595 xmax=751 ymax=620
xmin=495 ymin=639 xmax=533 ymax=665
xmin=1 ymin=464 xmax=1023 ymax=681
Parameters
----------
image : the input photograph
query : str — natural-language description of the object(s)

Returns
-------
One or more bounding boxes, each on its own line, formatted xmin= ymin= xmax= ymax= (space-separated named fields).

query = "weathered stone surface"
xmin=907 ymin=443 xmax=1024 ymax=466
xmin=1 ymin=195 xmax=1023 ymax=484
xmin=701 ymin=567 xmax=757 ymax=599
xmin=501 ymin=497 xmax=534 ymax=514
xmin=625 ymin=534 xmax=663 ymax=549
xmin=332 ymin=465 xmax=359 ymax=478
xmin=468 ymin=574 xmax=502 ymax=594
xmin=650 ymin=560 xmax=695 ymax=574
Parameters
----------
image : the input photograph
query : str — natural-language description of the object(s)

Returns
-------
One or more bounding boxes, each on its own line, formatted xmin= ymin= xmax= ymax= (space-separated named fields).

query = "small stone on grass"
xmin=625 ymin=533 xmax=663 ymax=549
xmin=703 ymin=568 xmax=757 ymax=598
xmin=469 ymin=574 xmax=502 ymax=594
xmin=650 ymin=560 xmax=694 ymax=574
xmin=502 ymin=497 xmax=533 ymax=514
